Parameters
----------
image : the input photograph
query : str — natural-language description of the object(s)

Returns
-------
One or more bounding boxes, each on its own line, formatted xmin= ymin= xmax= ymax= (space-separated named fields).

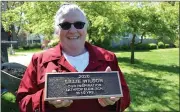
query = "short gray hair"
xmin=54 ymin=3 xmax=88 ymax=33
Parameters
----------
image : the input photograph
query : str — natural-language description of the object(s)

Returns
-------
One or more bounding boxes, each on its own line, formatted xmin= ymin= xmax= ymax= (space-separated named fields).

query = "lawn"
xmin=1 ymin=92 xmax=19 ymax=112
xmin=1 ymin=48 xmax=179 ymax=111
xmin=115 ymin=48 xmax=179 ymax=111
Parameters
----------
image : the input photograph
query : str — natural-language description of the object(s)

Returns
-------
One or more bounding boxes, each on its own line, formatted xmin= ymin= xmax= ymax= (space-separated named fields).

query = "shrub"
xmin=165 ymin=44 xmax=170 ymax=48
xmin=28 ymin=43 xmax=41 ymax=49
xmin=22 ymin=45 xmax=30 ymax=50
xmin=48 ymin=38 xmax=59 ymax=48
xmin=33 ymin=43 xmax=41 ymax=48
xmin=120 ymin=45 xmax=130 ymax=50
xmin=29 ymin=44 xmax=34 ymax=49
xmin=142 ymin=44 xmax=149 ymax=50
xmin=148 ymin=43 xmax=157 ymax=50
xmin=158 ymin=41 xmax=165 ymax=48
xmin=22 ymin=43 xmax=41 ymax=50
xmin=135 ymin=44 xmax=149 ymax=50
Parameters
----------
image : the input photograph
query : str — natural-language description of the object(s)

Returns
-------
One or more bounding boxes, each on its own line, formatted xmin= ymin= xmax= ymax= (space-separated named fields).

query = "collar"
xmin=41 ymin=41 xmax=113 ymax=66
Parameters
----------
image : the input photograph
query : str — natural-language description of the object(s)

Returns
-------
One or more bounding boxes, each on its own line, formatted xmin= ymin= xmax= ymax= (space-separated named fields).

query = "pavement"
xmin=8 ymin=53 xmax=34 ymax=66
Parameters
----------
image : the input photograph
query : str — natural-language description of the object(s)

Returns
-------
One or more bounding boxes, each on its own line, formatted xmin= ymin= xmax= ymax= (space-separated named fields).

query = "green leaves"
xmin=2 ymin=2 xmax=178 ymax=44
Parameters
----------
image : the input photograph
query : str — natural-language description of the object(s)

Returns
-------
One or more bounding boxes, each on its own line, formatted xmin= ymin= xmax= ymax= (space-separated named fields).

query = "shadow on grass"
xmin=117 ymin=57 xmax=179 ymax=75
xmin=117 ymin=57 xmax=180 ymax=111
xmin=124 ymin=72 xmax=179 ymax=111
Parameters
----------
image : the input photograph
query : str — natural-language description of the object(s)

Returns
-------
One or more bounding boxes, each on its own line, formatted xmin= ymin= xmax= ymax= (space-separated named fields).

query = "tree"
xmin=76 ymin=2 xmax=124 ymax=48
xmin=1 ymin=1 xmax=25 ymax=42
xmin=2 ymin=1 xmax=62 ymax=42
xmin=2 ymin=1 xmax=178 ymax=61
xmin=19 ymin=2 xmax=62 ymax=40
xmin=119 ymin=2 xmax=178 ymax=64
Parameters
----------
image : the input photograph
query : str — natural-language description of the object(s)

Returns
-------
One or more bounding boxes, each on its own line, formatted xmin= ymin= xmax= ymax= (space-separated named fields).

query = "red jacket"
xmin=16 ymin=42 xmax=130 ymax=112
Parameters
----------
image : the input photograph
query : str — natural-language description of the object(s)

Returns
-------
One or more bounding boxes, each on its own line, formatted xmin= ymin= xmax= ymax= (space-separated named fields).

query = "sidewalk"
xmin=8 ymin=53 xmax=34 ymax=66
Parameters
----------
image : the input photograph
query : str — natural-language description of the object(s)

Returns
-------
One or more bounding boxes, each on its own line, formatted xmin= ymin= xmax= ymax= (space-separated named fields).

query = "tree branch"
xmin=16 ymin=26 xmax=21 ymax=35
xmin=10 ymin=2 xmax=16 ymax=9
xmin=135 ymin=32 xmax=145 ymax=45
xmin=1 ymin=19 xmax=7 ymax=22
xmin=6 ymin=1 xmax=10 ymax=10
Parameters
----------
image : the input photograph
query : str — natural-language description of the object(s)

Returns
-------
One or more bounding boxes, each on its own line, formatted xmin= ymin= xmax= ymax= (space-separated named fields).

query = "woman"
xmin=16 ymin=3 xmax=130 ymax=112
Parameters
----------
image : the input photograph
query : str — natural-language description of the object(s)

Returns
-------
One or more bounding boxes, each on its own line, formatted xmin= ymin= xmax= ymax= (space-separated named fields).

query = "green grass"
xmin=1 ymin=92 xmax=19 ymax=112
xmin=2 ymin=48 xmax=179 ymax=111
xmin=115 ymin=48 xmax=179 ymax=111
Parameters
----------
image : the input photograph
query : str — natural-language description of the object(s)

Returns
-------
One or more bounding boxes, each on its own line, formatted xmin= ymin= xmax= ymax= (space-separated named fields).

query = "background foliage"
xmin=2 ymin=2 xmax=179 ymax=47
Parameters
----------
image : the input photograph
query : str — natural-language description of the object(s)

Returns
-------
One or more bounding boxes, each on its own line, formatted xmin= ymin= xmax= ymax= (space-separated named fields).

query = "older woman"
xmin=16 ymin=3 xmax=130 ymax=112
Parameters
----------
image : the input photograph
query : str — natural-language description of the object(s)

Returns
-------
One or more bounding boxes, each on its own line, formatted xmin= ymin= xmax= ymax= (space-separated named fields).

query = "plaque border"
xmin=44 ymin=71 xmax=123 ymax=101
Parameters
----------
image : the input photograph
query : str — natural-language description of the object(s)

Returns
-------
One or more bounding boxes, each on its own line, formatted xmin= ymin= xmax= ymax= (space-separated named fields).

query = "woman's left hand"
xmin=98 ymin=66 xmax=120 ymax=107
xmin=98 ymin=97 xmax=120 ymax=107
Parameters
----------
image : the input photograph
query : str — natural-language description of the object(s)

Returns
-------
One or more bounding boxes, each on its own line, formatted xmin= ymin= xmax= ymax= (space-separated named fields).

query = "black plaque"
xmin=44 ymin=71 xmax=123 ymax=101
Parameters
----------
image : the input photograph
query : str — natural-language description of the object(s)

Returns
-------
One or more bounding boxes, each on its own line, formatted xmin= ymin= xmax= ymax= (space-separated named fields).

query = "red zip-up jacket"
xmin=16 ymin=42 xmax=130 ymax=112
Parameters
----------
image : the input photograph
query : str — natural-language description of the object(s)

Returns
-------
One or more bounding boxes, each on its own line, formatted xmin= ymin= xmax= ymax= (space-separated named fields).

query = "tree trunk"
xmin=130 ymin=34 xmax=136 ymax=64
xmin=10 ymin=24 xmax=18 ymax=48
xmin=130 ymin=32 xmax=145 ymax=64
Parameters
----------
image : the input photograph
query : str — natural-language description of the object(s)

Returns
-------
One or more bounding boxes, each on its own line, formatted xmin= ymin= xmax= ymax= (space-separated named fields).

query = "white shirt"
xmin=62 ymin=51 xmax=89 ymax=72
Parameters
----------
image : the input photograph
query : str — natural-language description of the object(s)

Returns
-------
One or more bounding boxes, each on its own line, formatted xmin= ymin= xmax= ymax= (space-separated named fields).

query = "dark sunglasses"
xmin=58 ymin=21 xmax=85 ymax=30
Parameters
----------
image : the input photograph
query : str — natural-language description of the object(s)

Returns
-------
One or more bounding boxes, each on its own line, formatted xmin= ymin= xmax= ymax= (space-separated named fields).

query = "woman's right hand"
xmin=48 ymin=70 xmax=73 ymax=108
xmin=48 ymin=99 xmax=73 ymax=108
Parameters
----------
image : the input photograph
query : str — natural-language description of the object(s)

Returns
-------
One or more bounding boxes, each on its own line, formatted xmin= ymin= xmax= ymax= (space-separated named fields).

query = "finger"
xmin=48 ymin=100 xmax=62 ymax=105
xmin=54 ymin=100 xmax=64 ymax=108
xmin=98 ymin=98 xmax=106 ymax=107
xmin=48 ymin=100 xmax=57 ymax=104
xmin=62 ymin=100 xmax=73 ymax=107
xmin=55 ymin=104 xmax=63 ymax=108
xmin=103 ymin=98 xmax=116 ymax=105
xmin=52 ymin=70 xmax=57 ymax=73
xmin=98 ymin=98 xmax=107 ymax=107
xmin=105 ymin=66 xmax=111 ymax=72
xmin=55 ymin=100 xmax=73 ymax=108
xmin=64 ymin=100 xmax=73 ymax=107
xmin=110 ymin=97 xmax=120 ymax=102
xmin=48 ymin=101 xmax=53 ymax=104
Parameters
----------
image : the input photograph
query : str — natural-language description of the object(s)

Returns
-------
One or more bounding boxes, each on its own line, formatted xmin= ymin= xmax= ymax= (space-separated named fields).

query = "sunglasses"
xmin=58 ymin=21 xmax=85 ymax=30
